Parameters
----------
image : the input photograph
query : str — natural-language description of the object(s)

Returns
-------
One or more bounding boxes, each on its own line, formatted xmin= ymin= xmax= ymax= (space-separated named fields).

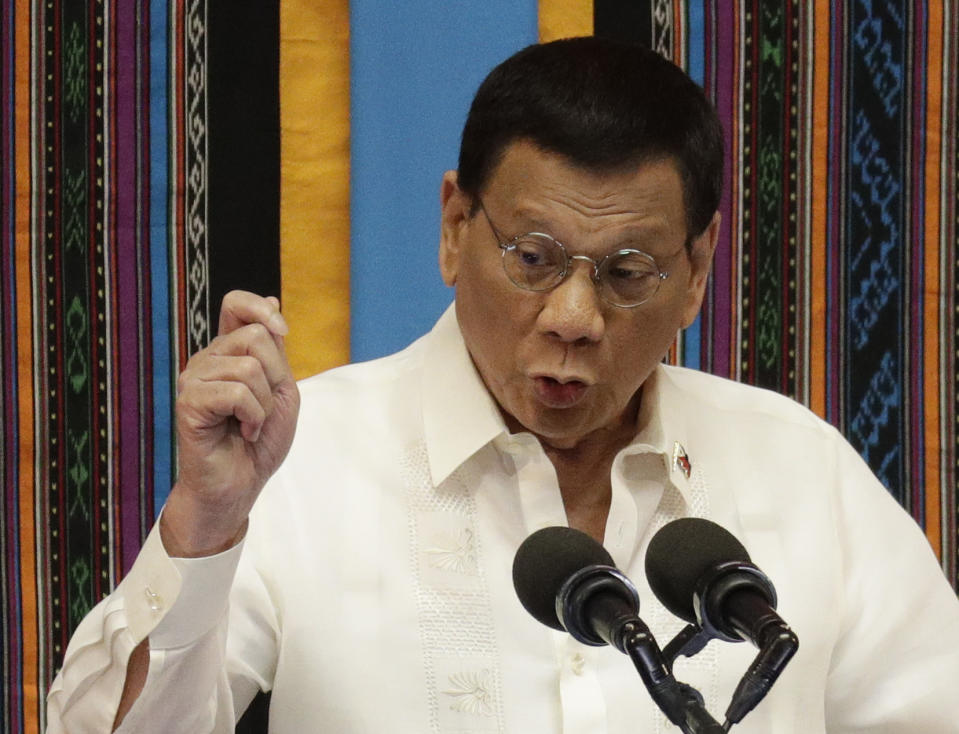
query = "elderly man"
xmin=47 ymin=37 xmax=959 ymax=733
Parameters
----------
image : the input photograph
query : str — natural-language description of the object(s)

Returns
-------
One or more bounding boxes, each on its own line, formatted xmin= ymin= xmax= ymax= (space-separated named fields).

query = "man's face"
xmin=439 ymin=141 xmax=719 ymax=451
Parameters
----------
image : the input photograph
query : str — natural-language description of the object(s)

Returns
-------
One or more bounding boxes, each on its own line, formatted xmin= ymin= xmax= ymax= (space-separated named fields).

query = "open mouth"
xmin=534 ymin=376 xmax=589 ymax=408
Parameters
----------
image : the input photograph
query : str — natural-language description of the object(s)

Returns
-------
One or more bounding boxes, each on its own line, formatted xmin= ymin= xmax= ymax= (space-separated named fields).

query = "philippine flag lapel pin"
xmin=672 ymin=441 xmax=691 ymax=479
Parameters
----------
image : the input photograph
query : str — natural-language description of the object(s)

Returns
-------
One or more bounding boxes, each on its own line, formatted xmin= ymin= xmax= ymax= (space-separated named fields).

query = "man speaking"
xmin=47 ymin=37 xmax=959 ymax=733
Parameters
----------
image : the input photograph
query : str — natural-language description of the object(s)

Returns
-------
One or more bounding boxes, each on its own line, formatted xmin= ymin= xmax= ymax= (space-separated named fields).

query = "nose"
xmin=536 ymin=261 xmax=605 ymax=344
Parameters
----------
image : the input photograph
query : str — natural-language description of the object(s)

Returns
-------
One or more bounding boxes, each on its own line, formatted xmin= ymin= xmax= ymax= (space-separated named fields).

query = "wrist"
xmin=159 ymin=489 xmax=249 ymax=558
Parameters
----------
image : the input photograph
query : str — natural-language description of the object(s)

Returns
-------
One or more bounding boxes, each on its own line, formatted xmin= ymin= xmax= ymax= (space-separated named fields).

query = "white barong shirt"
xmin=47 ymin=305 xmax=959 ymax=733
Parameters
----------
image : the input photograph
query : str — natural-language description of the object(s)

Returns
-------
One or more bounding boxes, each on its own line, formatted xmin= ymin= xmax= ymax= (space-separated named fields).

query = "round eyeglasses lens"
xmin=502 ymin=235 xmax=566 ymax=290
xmin=598 ymin=251 xmax=662 ymax=306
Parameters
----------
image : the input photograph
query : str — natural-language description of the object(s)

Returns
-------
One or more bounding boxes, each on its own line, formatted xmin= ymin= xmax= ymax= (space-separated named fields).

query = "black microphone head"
xmin=512 ymin=526 xmax=615 ymax=630
xmin=644 ymin=517 xmax=750 ymax=623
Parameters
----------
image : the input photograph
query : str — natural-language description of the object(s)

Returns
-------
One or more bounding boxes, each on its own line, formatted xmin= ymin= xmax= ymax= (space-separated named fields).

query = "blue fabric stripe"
xmin=843 ymin=1 xmax=907 ymax=499
xmin=349 ymin=2 xmax=538 ymax=361
xmin=681 ymin=2 xmax=706 ymax=370
xmin=150 ymin=0 xmax=171 ymax=513
xmin=687 ymin=1 xmax=705 ymax=85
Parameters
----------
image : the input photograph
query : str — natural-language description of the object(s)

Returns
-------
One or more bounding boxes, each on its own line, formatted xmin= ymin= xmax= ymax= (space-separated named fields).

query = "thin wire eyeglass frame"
xmin=477 ymin=199 xmax=676 ymax=309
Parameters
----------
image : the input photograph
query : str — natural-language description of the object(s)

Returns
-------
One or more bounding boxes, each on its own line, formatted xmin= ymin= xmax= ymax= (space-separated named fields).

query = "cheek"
xmin=650 ymin=278 xmax=697 ymax=335
xmin=611 ymin=306 xmax=685 ymax=375
xmin=457 ymin=260 xmax=509 ymax=331
xmin=454 ymin=258 xmax=527 ymax=365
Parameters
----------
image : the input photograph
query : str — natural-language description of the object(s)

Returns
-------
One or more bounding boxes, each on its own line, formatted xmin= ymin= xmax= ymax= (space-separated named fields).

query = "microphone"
xmin=512 ymin=525 xmax=642 ymax=651
xmin=513 ymin=526 xmax=725 ymax=733
xmin=645 ymin=518 xmax=799 ymax=726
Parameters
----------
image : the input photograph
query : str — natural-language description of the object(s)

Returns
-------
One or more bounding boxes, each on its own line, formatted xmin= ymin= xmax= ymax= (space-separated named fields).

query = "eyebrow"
xmin=507 ymin=203 xmax=672 ymax=232
xmin=504 ymin=209 xmax=675 ymax=255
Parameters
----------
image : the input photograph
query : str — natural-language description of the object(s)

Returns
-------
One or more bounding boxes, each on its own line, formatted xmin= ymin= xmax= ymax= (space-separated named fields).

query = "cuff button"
xmin=144 ymin=586 xmax=164 ymax=613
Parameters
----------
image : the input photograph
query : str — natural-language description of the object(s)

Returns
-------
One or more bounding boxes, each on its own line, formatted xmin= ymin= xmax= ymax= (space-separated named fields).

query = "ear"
xmin=680 ymin=211 xmax=721 ymax=329
xmin=438 ymin=170 xmax=471 ymax=287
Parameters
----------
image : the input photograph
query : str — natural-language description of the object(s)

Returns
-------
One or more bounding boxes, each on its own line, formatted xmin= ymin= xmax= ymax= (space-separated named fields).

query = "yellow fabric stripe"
xmin=280 ymin=2 xmax=351 ymax=379
xmin=539 ymin=0 xmax=592 ymax=41
xmin=16 ymin=0 xmax=38 ymax=720
xmin=808 ymin=0 xmax=830 ymax=419
xmin=922 ymin=0 xmax=945 ymax=555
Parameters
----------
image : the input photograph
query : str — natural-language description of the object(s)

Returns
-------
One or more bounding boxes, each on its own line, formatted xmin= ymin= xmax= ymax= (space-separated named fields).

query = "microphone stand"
xmin=661 ymin=617 xmax=798 ymax=730
xmin=568 ymin=569 xmax=726 ymax=734
xmin=619 ymin=620 xmax=726 ymax=734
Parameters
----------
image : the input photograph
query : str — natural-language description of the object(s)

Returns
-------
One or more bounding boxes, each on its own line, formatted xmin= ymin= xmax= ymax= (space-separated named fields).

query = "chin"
xmin=519 ymin=409 xmax=594 ymax=445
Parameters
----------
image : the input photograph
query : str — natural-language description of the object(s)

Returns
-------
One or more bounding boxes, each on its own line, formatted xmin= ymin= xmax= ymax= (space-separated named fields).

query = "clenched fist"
xmin=160 ymin=290 xmax=301 ymax=557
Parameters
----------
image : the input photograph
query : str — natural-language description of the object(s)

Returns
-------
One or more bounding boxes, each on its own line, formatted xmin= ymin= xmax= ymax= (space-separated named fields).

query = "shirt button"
xmin=570 ymin=652 xmax=586 ymax=676
xmin=144 ymin=586 xmax=164 ymax=612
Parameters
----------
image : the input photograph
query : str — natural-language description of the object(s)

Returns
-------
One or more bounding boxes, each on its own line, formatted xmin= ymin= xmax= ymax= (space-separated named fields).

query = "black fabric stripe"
xmin=594 ymin=0 xmax=653 ymax=46
xmin=207 ymin=1 xmax=281 ymax=316
xmin=753 ymin=0 xmax=787 ymax=394
xmin=59 ymin=0 xmax=96 ymax=642
xmin=842 ymin=1 xmax=908 ymax=501
xmin=206 ymin=5 xmax=279 ymax=730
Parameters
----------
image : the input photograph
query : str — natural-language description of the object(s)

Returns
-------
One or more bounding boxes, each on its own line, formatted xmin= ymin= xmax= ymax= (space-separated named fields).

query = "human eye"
xmin=600 ymin=251 xmax=662 ymax=305
xmin=606 ymin=252 xmax=658 ymax=281
xmin=512 ymin=237 xmax=561 ymax=270
xmin=505 ymin=236 xmax=564 ymax=289
xmin=608 ymin=263 xmax=647 ymax=281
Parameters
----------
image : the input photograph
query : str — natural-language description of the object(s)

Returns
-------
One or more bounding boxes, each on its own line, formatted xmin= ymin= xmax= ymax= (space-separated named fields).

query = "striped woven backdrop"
xmin=1 ymin=2 xmax=956 ymax=733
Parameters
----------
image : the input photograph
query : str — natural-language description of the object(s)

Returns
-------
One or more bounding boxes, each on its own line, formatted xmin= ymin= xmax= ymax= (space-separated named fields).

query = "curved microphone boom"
xmin=645 ymin=518 xmax=799 ymax=727
xmin=513 ymin=526 xmax=725 ymax=733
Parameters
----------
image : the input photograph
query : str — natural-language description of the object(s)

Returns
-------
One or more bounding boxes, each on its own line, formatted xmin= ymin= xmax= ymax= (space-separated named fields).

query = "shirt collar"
xmin=422 ymin=303 xmax=508 ymax=486
xmin=421 ymin=304 xmax=696 ymax=499
xmin=629 ymin=363 xmax=695 ymax=503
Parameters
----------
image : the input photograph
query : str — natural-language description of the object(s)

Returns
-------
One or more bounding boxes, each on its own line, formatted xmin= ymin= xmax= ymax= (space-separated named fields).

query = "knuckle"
xmin=222 ymin=289 xmax=245 ymax=308
xmin=175 ymin=370 xmax=193 ymax=397
xmin=236 ymin=355 xmax=264 ymax=383
xmin=245 ymin=321 xmax=271 ymax=343
xmin=228 ymin=380 xmax=250 ymax=403
xmin=235 ymin=352 xmax=257 ymax=371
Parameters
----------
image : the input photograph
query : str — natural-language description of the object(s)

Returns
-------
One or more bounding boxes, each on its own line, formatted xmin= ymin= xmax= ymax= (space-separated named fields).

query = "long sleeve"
xmin=46 ymin=521 xmax=246 ymax=734
xmin=824 ymin=437 xmax=959 ymax=731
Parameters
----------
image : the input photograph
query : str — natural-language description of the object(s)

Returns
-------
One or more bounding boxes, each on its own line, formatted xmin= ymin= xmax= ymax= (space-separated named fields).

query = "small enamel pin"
xmin=672 ymin=441 xmax=691 ymax=479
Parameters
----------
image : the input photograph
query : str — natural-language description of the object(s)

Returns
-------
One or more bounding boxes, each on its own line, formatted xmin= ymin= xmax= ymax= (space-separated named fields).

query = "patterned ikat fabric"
xmin=598 ymin=1 xmax=957 ymax=578
xmin=1 ymin=2 xmax=957 ymax=733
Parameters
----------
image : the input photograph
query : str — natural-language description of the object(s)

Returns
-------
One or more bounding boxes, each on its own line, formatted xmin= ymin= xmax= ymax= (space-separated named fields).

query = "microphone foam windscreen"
xmin=644 ymin=518 xmax=750 ymax=623
xmin=512 ymin=526 xmax=615 ymax=630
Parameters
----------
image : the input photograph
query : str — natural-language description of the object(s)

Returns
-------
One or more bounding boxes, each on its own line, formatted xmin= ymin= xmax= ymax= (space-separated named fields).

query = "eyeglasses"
xmin=478 ymin=200 xmax=674 ymax=309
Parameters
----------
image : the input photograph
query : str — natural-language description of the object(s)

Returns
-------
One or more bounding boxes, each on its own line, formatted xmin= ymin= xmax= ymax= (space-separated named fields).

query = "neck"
xmin=544 ymin=432 xmax=631 ymax=543
xmin=504 ymin=391 xmax=643 ymax=543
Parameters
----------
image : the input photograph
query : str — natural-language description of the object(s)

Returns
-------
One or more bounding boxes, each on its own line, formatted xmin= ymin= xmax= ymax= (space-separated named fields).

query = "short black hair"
xmin=457 ymin=36 xmax=724 ymax=237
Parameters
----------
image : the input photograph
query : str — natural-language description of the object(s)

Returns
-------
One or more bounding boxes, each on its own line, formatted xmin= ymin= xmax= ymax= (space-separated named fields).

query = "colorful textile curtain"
xmin=1 ymin=2 xmax=292 ymax=730
xmin=553 ymin=1 xmax=958 ymax=574
xmin=1 ymin=2 xmax=956 ymax=733
xmin=611 ymin=1 xmax=958 ymax=562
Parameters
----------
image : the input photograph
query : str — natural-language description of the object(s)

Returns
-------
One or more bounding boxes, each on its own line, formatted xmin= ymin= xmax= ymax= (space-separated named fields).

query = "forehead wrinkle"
xmin=487 ymin=143 xmax=687 ymax=251
xmin=505 ymin=195 xmax=675 ymax=252
xmin=515 ymin=175 xmax=673 ymax=215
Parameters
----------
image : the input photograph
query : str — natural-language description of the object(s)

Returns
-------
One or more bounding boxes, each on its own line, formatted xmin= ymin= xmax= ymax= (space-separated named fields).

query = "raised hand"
xmin=160 ymin=290 xmax=301 ymax=557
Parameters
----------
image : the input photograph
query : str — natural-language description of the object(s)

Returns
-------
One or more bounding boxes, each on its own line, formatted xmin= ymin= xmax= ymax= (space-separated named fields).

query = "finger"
xmin=218 ymin=290 xmax=289 ymax=338
xmin=177 ymin=378 xmax=268 ymax=443
xmin=206 ymin=322 xmax=292 ymax=390
xmin=183 ymin=352 xmax=274 ymax=418
xmin=261 ymin=296 xmax=292 ymax=363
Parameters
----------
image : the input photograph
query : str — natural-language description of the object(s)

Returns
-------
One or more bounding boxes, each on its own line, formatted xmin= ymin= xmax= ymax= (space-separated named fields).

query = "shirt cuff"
xmin=118 ymin=519 xmax=245 ymax=650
